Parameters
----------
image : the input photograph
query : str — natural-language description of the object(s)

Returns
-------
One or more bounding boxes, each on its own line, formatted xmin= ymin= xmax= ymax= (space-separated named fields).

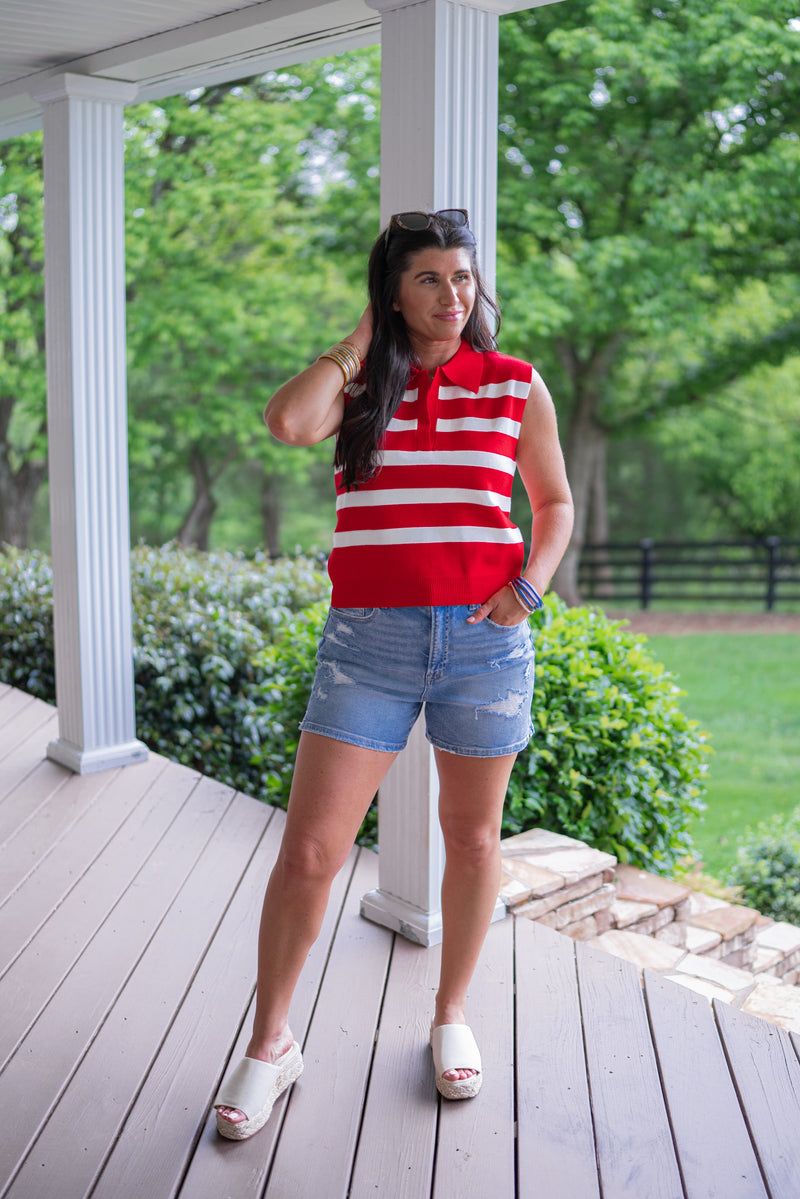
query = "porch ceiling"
xmin=0 ymin=0 xmax=382 ymax=139
xmin=0 ymin=0 xmax=560 ymax=140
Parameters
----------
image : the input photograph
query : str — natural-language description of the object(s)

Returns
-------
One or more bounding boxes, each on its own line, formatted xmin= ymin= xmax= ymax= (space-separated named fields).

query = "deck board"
xmin=0 ymin=685 xmax=797 ymax=1199
xmin=0 ymin=754 xmax=169 ymax=993
xmin=0 ymin=772 xmax=233 ymax=1193
xmin=0 ymin=765 xmax=113 ymax=893
xmin=644 ymin=971 xmax=768 ymax=1199
xmin=8 ymin=785 xmax=268 ymax=1199
xmin=577 ymin=942 xmax=684 ymax=1199
xmin=433 ymin=913 xmax=516 ymax=1199
xmin=714 ymin=1000 xmax=800 ymax=1199
xmin=0 ymin=687 xmax=36 ymax=730
xmin=0 ymin=752 xmax=65 ymax=844
xmin=176 ymin=841 xmax=365 ymax=1199
xmin=0 ymin=696 xmax=58 ymax=764
xmin=0 ymin=689 xmax=49 ymax=733
xmin=265 ymin=849 xmax=392 ymax=1199
xmin=516 ymin=919 xmax=600 ymax=1199
xmin=90 ymin=802 xmax=286 ymax=1199
xmin=348 ymin=935 xmax=440 ymax=1199
xmin=0 ymin=761 xmax=201 ymax=1071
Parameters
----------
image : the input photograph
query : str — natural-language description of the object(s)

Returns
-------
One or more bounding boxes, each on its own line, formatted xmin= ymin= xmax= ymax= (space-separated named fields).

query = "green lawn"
xmin=645 ymin=633 xmax=800 ymax=879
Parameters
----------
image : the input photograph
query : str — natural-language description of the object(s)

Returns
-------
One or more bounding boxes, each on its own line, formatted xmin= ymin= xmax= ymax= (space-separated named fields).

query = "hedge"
xmin=724 ymin=810 xmax=800 ymax=923
xmin=509 ymin=600 xmax=709 ymax=869
xmin=0 ymin=544 xmax=709 ymax=870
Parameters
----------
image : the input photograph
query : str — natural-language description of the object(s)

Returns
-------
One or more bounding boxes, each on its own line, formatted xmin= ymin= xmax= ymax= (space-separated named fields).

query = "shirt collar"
xmin=409 ymin=338 xmax=483 ymax=393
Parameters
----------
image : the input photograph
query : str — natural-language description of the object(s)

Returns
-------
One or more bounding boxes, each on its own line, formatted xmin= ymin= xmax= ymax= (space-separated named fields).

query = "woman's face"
xmin=392 ymin=246 xmax=476 ymax=347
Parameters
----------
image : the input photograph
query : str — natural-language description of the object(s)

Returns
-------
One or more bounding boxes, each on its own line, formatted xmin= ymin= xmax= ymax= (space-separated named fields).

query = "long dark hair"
xmin=334 ymin=215 xmax=501 ymax=490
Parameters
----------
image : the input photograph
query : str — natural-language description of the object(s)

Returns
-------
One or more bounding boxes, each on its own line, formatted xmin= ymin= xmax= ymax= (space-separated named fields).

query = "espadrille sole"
xmin=214 ymin=1042 xmax=303 ymax=1140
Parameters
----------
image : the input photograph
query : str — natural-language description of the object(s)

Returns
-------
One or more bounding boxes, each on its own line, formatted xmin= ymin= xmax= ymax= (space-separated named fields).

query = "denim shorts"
xmin=299 ymin=605 xmax=535 ymax=758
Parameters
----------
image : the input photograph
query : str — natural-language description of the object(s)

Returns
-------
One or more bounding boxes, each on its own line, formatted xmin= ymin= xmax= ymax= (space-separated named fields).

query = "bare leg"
xmin=216 ymin=731 xmax=397 ymax=1122
xmin=433 ymin=748 xmax=516 ymax=1082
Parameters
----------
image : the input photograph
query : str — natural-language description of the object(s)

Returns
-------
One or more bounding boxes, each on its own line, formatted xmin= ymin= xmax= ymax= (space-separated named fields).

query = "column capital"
xmin=366 ymin=0 xmax=540 ymax=14
xmin=31 ymin=72 xmax=138 ymax=108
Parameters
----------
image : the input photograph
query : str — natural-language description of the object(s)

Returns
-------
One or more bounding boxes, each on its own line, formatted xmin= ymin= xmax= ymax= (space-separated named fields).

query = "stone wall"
xmin=500 ymin=828 xmax=800 ymax=1032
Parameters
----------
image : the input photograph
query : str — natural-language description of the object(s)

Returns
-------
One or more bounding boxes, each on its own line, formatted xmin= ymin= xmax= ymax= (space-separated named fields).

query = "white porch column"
xmin=31 ymin=73 xmax=147 ymax=774
xmin=360 ymin=0 xmax=505 ymax=945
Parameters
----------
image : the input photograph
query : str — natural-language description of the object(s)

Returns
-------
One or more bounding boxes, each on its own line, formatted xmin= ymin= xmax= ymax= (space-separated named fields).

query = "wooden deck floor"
xmin=2 ymin=682 xmax=800 ymax=1199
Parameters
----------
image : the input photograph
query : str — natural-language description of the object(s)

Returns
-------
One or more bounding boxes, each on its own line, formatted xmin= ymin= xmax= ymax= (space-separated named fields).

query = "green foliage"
xmin=496 ymin=0 xmax=800 ymax=596
xmin=0 ymin=546 xmax=54 ymax=697
xmin=0 ymin=132 xmax=47 ymax=546
xmin=1 ymin=549 xmax=708 ymax=865
xmin=132 ymin=546 xmax=333 ymax=811
xmin=0 ymin=544 xmax=332 ymax=816
xmin=498 ymin=0 xmax=800 ymax=358
xmin=0 ymin=53 xmax=381 ymax=553
xmin=122 ymin=56 xmax=380 ymax=549
xmin=724 ymin=809 xmax=800 ymax=922
xmin=655 ymin=347 xmax=800 ymax=538
xmin=3 ymin=19 xmax=799 ymax=559
xmin=507 ymin=597 xmax=710 ymax=872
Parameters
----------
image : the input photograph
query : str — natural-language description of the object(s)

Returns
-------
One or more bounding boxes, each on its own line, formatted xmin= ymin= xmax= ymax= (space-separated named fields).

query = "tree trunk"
xmin=587 ymin=436 xmax=615 ymax=599
xmin=177 ymin=448 xmax=217 ymax=550
xmin=551 ymin=408 xmax=606 ymax=606
xmin=261 ymin=473 xmax=282 ymax=557
xmin=549 ymin=337 xmax=622 ymax=607
xmin=0 ymin=407 xmax=47 ymax=548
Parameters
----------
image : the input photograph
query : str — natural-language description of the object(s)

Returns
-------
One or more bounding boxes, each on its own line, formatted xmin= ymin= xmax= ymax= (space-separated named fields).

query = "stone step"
xmin=499 ymin=828 xmax=800 ymax=1034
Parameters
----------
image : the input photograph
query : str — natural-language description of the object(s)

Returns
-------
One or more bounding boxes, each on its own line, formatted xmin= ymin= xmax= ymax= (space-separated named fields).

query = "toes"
xmin=442 ymin=1068 xmax=476 ymax=1081
xmin=216 ymin=1106 xmax=245 ymax=1123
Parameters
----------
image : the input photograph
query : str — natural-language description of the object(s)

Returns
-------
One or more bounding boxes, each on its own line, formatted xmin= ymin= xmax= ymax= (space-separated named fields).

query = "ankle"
xmin=433 ymin=999 xmax=467 ymax=1028
xmin=245 ymin=1026 xmax=294 ymax=1063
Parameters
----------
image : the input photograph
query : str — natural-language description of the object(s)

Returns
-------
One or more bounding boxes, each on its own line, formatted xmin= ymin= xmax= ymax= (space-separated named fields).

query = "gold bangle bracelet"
xmin=317 ymin=351 xmax=354 ymax=384
xmin=336 ymin=342 xmax=361 ymax=376
xmin=317 ymin=341 xmax=362 ymax=385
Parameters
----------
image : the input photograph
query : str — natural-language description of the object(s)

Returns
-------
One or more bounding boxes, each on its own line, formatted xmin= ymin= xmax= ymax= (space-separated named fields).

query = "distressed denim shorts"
xmin=299 ymin=605 xmax=535 ymax=758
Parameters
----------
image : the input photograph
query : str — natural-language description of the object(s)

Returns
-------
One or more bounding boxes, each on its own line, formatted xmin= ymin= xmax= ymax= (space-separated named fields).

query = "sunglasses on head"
xmin=384 ymin=208 xmax=470 ymax=246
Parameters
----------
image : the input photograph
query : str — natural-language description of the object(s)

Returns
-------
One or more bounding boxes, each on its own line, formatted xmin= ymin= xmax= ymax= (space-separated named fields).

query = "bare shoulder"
xmin=521 ymin=368 xmax=558 ymax=429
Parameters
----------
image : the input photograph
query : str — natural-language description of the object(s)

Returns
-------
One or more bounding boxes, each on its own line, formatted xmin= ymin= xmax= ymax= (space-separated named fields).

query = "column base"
xmin=47 ymin=737 xmax=149 ymax=774
xmin=361 ymin=888 xmax=507 ymax=947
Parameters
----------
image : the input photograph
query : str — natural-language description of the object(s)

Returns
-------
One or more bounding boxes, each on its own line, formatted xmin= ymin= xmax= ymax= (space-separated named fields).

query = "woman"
xmin=214 ymin=209 xmax=573 ymax=1140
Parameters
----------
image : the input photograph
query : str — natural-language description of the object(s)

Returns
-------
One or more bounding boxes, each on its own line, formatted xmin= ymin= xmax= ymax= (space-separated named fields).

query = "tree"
xmin=0 ymin=133 xmax=46 ymax=547
xmin=657 ymin=351 xmax=800 ymax=539
xmin=0 ymin=52 xmax=381 ymax=553
xmin=497 ymin=0 xmax=800 ymax=602
xmin=124 ymin=54 xmax=381 ymax=550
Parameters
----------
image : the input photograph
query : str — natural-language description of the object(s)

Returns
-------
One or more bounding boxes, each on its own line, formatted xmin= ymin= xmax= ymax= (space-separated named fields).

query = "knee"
xmin=277 ymin=835 xmax=343 ymax=888
xmin=441 ymin=823 xmax=500 ymax=869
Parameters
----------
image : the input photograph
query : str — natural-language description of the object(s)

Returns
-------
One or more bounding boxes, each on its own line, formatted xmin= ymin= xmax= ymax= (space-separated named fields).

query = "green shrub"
xmin=507 ymin=598 xmax=710 ymax=872
xmin=724 ymin=810 xmax=800 ymax=923
xmin=0 ymin=548 xmax=56 ymax=700
xmin=0 ymin=543 xmax=331 ymax=815
xmin=0 ymin=548 xmax=707 ymax=866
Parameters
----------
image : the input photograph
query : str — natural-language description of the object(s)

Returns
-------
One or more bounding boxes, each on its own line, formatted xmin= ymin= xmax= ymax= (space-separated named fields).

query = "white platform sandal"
xmin=214 ymin=1042 xmax=303 ymax=1140
xmin=430 ymin=1024 xmax=482 ymax=1100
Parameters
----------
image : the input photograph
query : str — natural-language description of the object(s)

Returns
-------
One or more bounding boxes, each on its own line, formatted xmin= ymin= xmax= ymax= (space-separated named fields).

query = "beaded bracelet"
xmin=317 ymin=341 xmax=362 ymax=386
xmin=509 ymin=576 xmax=544 ymax=614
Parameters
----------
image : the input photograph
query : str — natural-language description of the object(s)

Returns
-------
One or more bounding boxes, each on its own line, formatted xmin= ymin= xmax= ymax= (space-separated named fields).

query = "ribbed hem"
xmin=330 ymin=574 xmax=511 ymax=608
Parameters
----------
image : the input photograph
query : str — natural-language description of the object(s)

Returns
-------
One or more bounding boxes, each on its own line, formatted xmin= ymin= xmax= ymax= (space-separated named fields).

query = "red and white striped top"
xmin=327 ymin=340 xmax=533 ymax=607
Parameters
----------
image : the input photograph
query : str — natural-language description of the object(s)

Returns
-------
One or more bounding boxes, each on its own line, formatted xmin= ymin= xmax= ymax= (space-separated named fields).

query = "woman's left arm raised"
xmin=468 ymin=369 xmax=574 ymax=626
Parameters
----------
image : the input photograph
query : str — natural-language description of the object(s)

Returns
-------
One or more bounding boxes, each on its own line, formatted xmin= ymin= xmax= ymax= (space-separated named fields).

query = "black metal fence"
xmin=578 ymin=537 xmax=800 ymax=610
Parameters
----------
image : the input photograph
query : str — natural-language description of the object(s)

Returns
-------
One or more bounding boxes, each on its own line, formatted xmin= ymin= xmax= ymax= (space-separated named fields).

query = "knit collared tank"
xmin=328 ymin=339 xmax=533 ymax=608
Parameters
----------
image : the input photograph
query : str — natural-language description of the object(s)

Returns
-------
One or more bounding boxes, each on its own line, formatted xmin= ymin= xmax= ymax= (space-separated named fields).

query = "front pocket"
xmin=484 ymin=614 xmax=528 ymax=632
xmin=330 ymin=606 xmax=377 ymax=622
